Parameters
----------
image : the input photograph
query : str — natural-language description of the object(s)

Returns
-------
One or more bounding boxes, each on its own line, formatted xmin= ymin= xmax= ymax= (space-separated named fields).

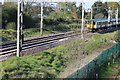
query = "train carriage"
xmin=86 ymin=18 xmax=120 ymax=32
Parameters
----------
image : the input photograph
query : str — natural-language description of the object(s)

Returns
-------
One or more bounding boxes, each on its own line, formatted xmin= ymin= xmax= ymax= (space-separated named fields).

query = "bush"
xmin=45 ymin=25 xmax=70 ymax=32
xmin=5 ymin=22 xmax=16 ymax=30
xmin=2 ymin=6 xmax=17 ymax=29
xmin=43 ymin=18 xmax=59 ymax=25
xmin=2 ymin=29 xmax=16 ymax=42
xmin=1 ymin=51 xmax=65 ymax=78
xmin=23 ymin=14 xmax=36 ymax=28
xmin=114 ymin=30 xmax=120 ymax=42
xmin=95 ymin=13 xmax=105 ymax=19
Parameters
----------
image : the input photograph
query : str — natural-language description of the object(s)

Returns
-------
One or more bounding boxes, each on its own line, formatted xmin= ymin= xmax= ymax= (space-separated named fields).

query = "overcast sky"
xmin=0 ymin=0 xmax=120 ymax=9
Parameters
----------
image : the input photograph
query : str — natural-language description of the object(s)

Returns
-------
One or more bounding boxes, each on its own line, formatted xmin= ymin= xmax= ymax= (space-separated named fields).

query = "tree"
xmin=23 ymin=14 xmax=36 ymax=29
xmin=2 ymin=2 xmax=37 ymax=29
xmin=92 ymin=1 xmax=108 ymax=19
xmin=24 ymin=2 xmax=54 ymax=17
xmin=44 ymin=6 xmax=54 ymax=15
xmin=114 ymin=30 xmax=120 ymax=42
xmin=6 ymin=22 xmax=16 ymax=30
xmin=24 ymin=2 xmax=36 ymax=16
xmin=95 ymin=13 xmax=106 ymax=19
xmin=57 ymin=2 xmax=76 ymax=11
xmin=105 ymin=2 xmax=119 ymax=18
xmin=2 ymin=2 xmax=17 ymax=29
xmin=47 ymin=2 xmax=78 ymax=20
xmin=76 ymin=3 xmax=82 ymax=19
xmin=105 ymin=2 xmax=118 ymax=11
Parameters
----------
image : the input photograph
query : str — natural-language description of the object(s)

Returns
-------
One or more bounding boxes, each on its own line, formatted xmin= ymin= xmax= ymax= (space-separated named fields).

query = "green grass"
xmin=1 ymin=52 xmax=65 ymax=79
xmin=98 ymin=57 xmax=120 ymax=78
xmin=1 ymin=30 xmax=117 ymax=78
xmin=84 ymin=32 xmax=115 ymax=54
xmin=1 ymin=38 xmax=86 ymax=79
xmin=1 ymin=23 xmax=81 ymax=43
xmin=23 ymin=28 xmax=61 ymax=39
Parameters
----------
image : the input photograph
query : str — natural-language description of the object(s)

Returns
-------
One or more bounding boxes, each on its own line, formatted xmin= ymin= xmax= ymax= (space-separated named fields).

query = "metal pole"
xmin=91 ymin=8 xmax=92 ymax=19
xmin=40 ymin=2 xmax=43 ymax=36
xmin=108 ymin=7 xmax=111 ymax=23
xmin=17 ymin=0 xmax=23 ymax=57
xmin=116 ymin=8 xmax=118 ymax=29
xmin=81 ymin=2 xmax=84 ymax=38
xmin=17 ymin=0 xmax=20 ymax=57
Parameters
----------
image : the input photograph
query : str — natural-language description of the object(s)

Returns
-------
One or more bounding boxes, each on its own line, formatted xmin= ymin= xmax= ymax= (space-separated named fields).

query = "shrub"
xmin=114 ymin=30 xmax=120 ymax=42
xmin=5 ymin=22 xmax=16 ymax=30
xmin=2 ymin=29 xmax=16 ymax=42
xmin=95 ymin=13 xmax=105 ymax=19
xmin=23 ymin=14 xmax=36 ymax=28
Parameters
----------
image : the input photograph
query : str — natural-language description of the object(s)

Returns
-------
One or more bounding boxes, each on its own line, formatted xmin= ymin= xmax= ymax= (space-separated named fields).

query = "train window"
xmin=119 ymin=20 xmax=120 ymax=23
xmin=104 ymin=21 xmax=107 ymax=24
xmin=105 ymin=22 xmax=107 ymax=25
xmin=99 ymin=22 xmax=101 ymax=25
xmin=101 ymin=22 xmax=103 ymax=25
xmin=87 ymin=21 xmax=92 ymax=24
xmin=114 ymin=21 xmax=115 ymax=24
xmin=100 ymin=22 xmax=103 ymax=25
xmin=97 ymin=22 xmax=100 ymax=25
xmin=87 ymin=21 xmax=90 ymax=24
xmin=104 ymin=22 xmax=106 ymax=25
xmin=86 ymin=21 xmax=88 ymax=24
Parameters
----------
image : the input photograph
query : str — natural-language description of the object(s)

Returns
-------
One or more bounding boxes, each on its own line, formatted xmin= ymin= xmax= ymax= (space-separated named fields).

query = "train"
xmin=86 ymin=18 xmax=120 ymax=32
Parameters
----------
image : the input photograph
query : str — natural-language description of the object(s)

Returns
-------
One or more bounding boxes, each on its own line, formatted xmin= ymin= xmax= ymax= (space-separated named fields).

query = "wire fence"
xmin=66 ymin=43 xmax=120 ymax=79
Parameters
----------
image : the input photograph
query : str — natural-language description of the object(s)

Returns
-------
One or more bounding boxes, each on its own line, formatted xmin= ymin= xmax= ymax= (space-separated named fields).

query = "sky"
xmin=0 ymin=0 xmax=120 ymax=9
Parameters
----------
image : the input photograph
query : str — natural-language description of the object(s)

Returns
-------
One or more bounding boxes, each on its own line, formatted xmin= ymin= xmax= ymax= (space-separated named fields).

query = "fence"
xmin=66 ymin=43 xmax=120 ymax=79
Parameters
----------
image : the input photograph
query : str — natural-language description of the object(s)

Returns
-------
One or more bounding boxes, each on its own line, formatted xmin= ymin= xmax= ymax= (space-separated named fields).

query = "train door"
xmin=93 ymin=21 xmax=95 ymax=28
xmin=91 ymin=21 xmax=96 ymax=32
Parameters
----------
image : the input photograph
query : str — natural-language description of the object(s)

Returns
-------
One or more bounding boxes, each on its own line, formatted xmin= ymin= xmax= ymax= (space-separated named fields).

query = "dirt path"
xmin=58 ymin=35 xmax=116 ymax=78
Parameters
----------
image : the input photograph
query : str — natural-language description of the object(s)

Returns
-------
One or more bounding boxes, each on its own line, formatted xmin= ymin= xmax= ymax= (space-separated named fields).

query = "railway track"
xmin=0 ymin=30 xmax=83 ymax=61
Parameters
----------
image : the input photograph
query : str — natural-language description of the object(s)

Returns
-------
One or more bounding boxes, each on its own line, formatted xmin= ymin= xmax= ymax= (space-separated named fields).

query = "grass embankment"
xmin=1 ymin=23 xmax=81 ymax=43
xmin=98 ymin=57 xmax=120 ymax=78
xmin=1 ymin=31 xmax=116 ymax=79
xmin=84 ymin=32 xmax=115 ymax=54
